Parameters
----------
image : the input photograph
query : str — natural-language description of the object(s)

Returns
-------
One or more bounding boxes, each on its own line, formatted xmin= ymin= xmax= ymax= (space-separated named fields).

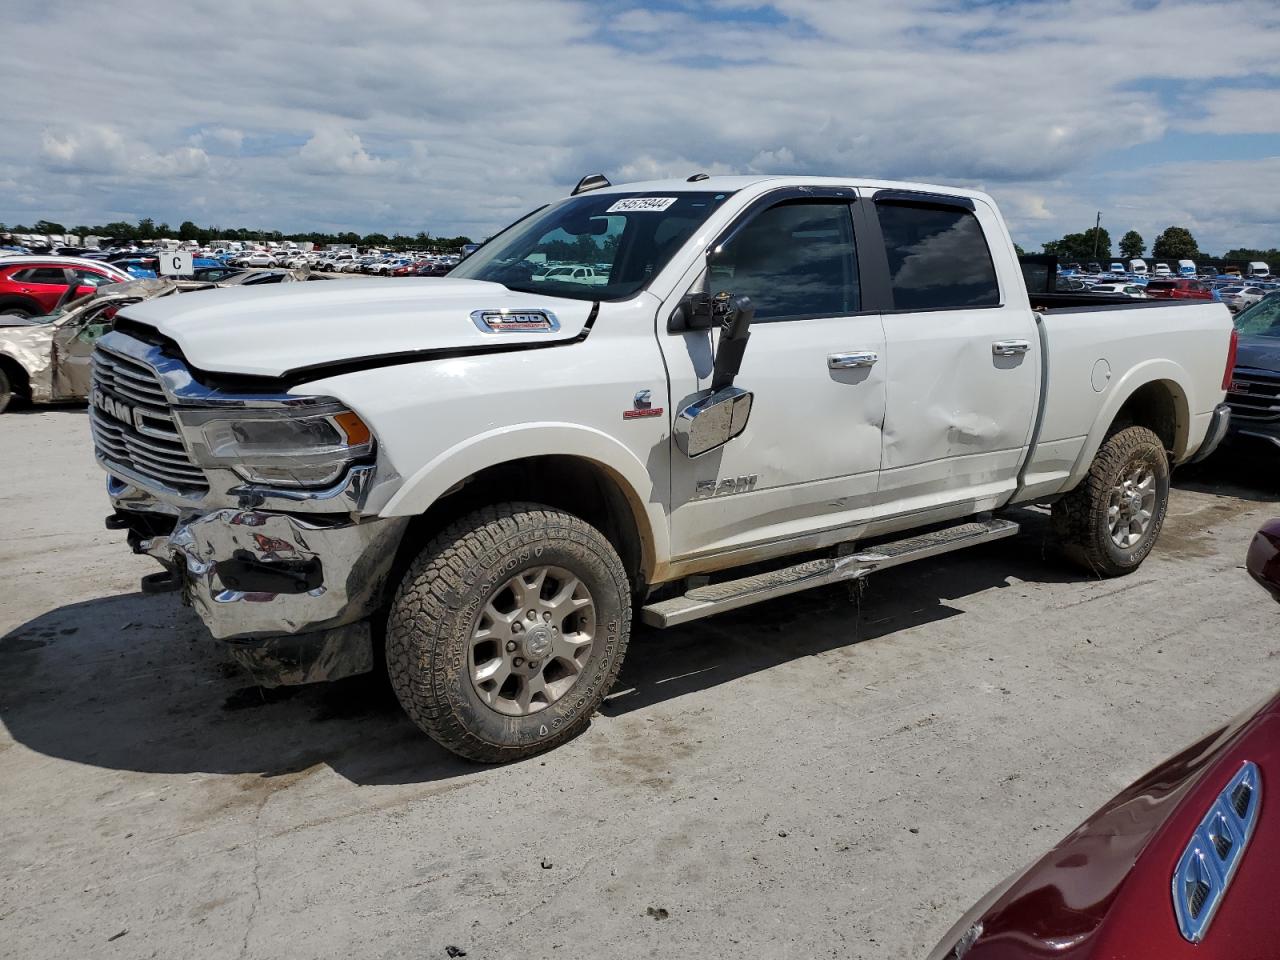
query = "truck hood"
xmin=1235 ymin=335 xmax=1280 ymax=374
xmin=114 ymin=278 xmax=597 ymax=379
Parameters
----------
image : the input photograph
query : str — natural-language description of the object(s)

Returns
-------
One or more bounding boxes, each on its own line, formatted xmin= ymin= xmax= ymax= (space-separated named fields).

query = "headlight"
xmin=184 ymin=401 xmax=374 ymax=488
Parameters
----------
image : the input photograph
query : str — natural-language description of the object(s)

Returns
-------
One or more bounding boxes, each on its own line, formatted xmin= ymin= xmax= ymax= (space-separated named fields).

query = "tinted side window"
xmin=13 ymin=267 xmax=70 ymax=284
xmin=710 ymin=201 xmax=859 ymax=322
xmin=876 ymin=202 xmax=1000 ymax=310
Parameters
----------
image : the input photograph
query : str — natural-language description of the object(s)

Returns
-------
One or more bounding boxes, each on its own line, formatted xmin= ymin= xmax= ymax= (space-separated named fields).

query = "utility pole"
xmin=1091 ymin=211 xmax=1101 ymax=259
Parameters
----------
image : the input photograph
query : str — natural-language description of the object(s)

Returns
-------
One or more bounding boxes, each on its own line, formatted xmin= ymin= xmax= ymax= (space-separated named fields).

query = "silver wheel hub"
xmin=468 ymin=565 xmax=596 ymax=717
xmin=1107 ymin=462 xmax=1157 ymax=549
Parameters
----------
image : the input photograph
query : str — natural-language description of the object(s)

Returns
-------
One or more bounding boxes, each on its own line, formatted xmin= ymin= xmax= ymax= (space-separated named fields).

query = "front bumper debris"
xmin=164 ymin=509 xmax=408 ymax=641
xmin=225 ymin=621 xmax=375 ymax=688
xmin=109 ymin=492 xmax=409 ymax=683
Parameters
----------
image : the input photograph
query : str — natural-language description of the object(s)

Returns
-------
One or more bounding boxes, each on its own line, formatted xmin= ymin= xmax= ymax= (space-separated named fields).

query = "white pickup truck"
xmin=93 ymin=174 xmax=1234 ymax=761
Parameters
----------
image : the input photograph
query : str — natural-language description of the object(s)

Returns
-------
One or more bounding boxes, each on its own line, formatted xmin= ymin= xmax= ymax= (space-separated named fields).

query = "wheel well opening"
xmin=0 ymin=355 xmax=30 ymax=399
xmin=389 ymin=455 xmax=649 ymax=602
xmin=1110 ymin=380 xmax=1184 ymax=453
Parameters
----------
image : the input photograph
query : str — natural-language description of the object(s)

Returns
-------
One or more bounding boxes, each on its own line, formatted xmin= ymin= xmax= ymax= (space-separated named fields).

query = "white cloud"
xmin=296 ymin=128 xmax=389 ymax=175
xmin=41 ymin=125 xmax=208 ymax=177
xmin=1178 ymin=89 xmax=1280 ymax=135
xmin=191 ymin=127 xmax=245 ymax=152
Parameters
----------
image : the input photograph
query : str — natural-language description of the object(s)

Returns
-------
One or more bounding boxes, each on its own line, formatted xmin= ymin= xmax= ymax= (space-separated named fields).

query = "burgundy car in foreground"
xmin=929 ymin=521 xmax=1280 ymax=960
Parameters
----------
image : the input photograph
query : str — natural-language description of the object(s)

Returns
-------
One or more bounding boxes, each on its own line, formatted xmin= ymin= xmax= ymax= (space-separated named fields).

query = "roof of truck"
xmin=580 ymin=174 xmax=995 ymax=204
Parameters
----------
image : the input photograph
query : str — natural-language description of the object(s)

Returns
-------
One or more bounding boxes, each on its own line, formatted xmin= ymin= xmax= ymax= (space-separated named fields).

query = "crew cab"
xmin=93 ymin=174 xmax=1234 ymax=761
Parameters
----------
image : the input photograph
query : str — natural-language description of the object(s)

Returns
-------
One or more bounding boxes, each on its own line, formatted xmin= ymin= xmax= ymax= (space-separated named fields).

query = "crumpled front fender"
xmin=0 ymin=327 xmax=55 ymax=401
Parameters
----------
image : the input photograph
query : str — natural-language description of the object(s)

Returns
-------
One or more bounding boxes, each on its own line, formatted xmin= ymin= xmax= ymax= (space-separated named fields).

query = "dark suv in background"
xmin=1225 ymin=292 xmax=1280 ymax=451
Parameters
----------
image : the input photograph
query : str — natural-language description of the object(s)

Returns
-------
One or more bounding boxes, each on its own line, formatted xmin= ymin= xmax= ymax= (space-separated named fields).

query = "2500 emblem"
xmin=92 ymin=388 xmax=146 ymax=431
xmin=470 ymin=308 xmax=560 ymax=334
xmin=693 ymin=475 xmax=758 ymax=500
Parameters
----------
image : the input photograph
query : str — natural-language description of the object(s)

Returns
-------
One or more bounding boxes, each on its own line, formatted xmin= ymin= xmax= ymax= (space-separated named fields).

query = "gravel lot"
xmin=2 ymin=407 xmax=1277 ymax=960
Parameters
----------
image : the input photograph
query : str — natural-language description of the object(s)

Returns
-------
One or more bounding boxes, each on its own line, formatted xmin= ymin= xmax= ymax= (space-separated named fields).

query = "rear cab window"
xmin=874 ymin=200 xmax=1000 ymax=311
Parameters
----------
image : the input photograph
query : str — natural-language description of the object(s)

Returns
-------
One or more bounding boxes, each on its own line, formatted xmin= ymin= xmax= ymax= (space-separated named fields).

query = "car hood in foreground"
xmin=113 ymin=278 xmax=597 ymax=379
xmin=929 ymin=690 xmax=1280 ymax=959
xmin=1235 ymin=335 xmax=1280 ymax=374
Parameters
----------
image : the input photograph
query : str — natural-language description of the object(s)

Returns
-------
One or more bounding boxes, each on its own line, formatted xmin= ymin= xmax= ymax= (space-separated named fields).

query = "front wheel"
xmin=0 ymin=365 xmax=11 ymax=414
xmin=1052 ymin=425 xmax=1171 ymax=576
xmin=386 ymin=503 xmax=631 ymax=762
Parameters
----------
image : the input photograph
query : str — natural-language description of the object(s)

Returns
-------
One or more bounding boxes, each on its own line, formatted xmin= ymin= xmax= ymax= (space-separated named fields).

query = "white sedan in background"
xmin=1090 ymin=282 xmax=1147 ymax=298
xmin=1220 ymin=285 xmax=1265 ymax=313
xmin=239 ymin=251 xmax=278 ymax=268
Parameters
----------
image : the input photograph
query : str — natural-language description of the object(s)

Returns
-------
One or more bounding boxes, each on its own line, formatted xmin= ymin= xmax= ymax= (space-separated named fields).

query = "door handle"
xmin=828 ymin=351 xmax=879 ymax=369
xmin=992 ymin=340 xmax=1031 ymax=357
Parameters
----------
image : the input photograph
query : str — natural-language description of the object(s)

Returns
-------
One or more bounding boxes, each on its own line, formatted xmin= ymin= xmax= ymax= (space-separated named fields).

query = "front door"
xmin=52 ymin=304 xmax=115 ymax=398
xmin=661 ymin=194 xmax=887 ymax=561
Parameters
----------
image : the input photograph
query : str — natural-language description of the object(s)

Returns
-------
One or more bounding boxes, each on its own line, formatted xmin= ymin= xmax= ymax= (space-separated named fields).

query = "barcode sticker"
xmin=605 ymin=196 xmax=678 ymax=213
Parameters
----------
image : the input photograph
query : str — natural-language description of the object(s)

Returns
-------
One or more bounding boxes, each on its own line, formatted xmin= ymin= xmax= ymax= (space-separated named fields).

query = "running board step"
xmin=640 ymin=518 xmax=1019 ymax=628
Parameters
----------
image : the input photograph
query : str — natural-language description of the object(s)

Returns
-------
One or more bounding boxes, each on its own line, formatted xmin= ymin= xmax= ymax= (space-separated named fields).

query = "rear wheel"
xmin=1053 ymin=425 xmax=1171 ymax=576
xmin=0 ymin=366 xmax=11 ymax=414
xmin=0 ymin=304 xmax=34 ymax=318
xmin=386 ymin=503 xmax=631 ymax=762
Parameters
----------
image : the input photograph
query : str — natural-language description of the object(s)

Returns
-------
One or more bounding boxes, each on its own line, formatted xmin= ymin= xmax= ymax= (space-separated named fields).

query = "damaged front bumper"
xmin=110 ymin=482 xmax=409 ymax=686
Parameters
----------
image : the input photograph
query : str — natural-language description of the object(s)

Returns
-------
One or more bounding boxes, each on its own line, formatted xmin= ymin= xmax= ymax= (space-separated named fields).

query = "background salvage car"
xmin=0 ymin=279 xmax=214 ymax=414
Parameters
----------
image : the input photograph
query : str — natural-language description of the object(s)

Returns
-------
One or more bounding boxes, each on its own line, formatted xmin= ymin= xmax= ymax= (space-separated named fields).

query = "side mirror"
xmin=668 ymin=291 xmax=713 ymax=332
xmin=675 ymin=386 xmax=754 ymax=458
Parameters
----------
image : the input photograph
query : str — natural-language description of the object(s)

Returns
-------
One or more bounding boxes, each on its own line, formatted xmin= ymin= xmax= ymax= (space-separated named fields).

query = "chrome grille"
xmin=90 ymin=346 xmax=209 ymax=493
xmin=1227 ymin=372 xmax=1280 ymax=422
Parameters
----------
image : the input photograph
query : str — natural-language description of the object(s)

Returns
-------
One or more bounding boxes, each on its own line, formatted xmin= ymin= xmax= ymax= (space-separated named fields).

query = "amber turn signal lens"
xmin=333 ymin=411 xmax=372 ymax=446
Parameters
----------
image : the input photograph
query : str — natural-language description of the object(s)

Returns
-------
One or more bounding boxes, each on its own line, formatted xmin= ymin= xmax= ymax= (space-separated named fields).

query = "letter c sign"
xmin=159 ymin=251 xmax=193 ymax=277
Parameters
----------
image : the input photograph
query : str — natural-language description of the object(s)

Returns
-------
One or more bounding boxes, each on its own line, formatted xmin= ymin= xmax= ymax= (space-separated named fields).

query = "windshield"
xmin=450 ymin=190 xmax=734 ymax=301
xmin=1234 ymin=293 xmax=1280 ymax=338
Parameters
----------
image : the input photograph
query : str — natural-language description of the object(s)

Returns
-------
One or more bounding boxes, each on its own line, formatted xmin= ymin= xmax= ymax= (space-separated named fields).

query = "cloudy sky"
xmin=3 ymin=0 xmax=1278 ymax=253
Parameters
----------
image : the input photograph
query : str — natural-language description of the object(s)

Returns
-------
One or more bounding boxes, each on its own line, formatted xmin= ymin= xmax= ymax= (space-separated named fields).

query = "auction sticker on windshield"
xmin=606 ymin=197 xmax=678 ymax=213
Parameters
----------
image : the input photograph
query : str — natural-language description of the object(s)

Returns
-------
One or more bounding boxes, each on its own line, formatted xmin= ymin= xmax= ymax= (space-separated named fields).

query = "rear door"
xmin=865 ymin=193 xmax=1039 ymax=513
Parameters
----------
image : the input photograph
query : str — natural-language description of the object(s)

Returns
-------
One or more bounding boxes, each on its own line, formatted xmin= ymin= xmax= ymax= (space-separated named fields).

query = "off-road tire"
xmin=0 ymin=366 xmax=12 ymax=415
xmin=1052 ymin=425 xmax=1170 ymax=576
xmin=386 ymin=503 xmax=631 ymax=762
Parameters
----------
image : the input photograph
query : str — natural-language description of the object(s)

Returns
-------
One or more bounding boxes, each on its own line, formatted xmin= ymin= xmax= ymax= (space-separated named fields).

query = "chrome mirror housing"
xmin=674 ymin=386 xmax=753 ymax=458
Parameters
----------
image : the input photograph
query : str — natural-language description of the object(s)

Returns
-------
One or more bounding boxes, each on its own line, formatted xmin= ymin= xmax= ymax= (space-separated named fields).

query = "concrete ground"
xmin=2 ymin=406 xmax=1277 ymax=960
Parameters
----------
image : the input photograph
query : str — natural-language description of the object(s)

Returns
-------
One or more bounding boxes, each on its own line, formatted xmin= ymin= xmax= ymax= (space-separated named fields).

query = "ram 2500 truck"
xmin=93 ymin=175 xmax=1235 ymax=761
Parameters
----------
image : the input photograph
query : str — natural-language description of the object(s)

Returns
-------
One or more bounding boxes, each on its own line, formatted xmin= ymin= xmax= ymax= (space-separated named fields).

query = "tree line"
xmin=0 ymin=217 xmax=475 ymax=252
xmin=1040 ymin=224 xmax=1275 ymax=265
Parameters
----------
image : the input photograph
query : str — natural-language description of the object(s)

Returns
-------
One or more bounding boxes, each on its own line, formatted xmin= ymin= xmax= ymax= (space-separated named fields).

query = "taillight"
xmin=1222 ymin=328 xmax=1239 ymax=390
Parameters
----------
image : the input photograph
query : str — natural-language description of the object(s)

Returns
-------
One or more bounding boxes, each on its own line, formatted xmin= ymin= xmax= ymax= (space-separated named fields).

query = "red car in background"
xmin=929 ymin=520 xmax=1280 ymax=959
xmin=0 ymin=256 xmax=132 ymax=318
xmin=1146 ymin=278 xmax=1214 ymax=300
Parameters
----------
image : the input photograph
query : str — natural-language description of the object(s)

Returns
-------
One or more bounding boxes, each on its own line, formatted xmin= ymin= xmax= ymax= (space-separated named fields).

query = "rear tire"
xmin=0 ymin=366 xmax=11 ymax=414
xmin=386 ymin=503 xmax=631 ymax=762
xmin=1052 ymin=425 xmax=1170 ymax=576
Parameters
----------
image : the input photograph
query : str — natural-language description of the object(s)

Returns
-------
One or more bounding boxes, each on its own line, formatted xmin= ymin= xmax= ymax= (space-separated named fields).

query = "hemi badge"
xmin=471 ymin=308 xmax=560 ymax=334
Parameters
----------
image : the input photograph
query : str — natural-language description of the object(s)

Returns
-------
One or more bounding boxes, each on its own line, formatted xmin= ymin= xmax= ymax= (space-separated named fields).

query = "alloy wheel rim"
xmin=1107 ymin=461 xmax=1157 ymax=549
xmin=468 ymin=565 xmax=596 ymax=716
